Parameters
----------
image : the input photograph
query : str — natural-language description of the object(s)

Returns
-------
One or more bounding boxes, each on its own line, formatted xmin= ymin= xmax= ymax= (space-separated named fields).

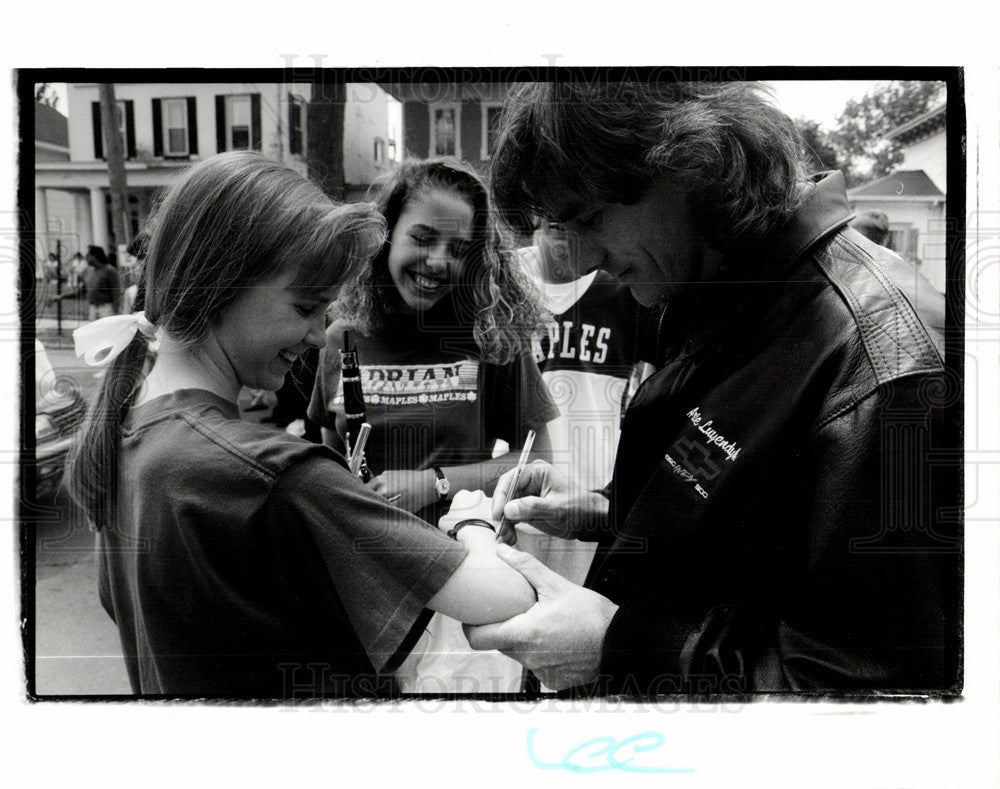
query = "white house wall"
xmin=850 ymin=197 xmax=947 ymax=293
xmin=343 ymin=83 xmax=400 ymax=188
xmin=40 ymin=81 xmax=396 ymax=266
xmin=35 ymin=189 xmax=86 ymax=262
xmin=900 ymin=132 xmax=947 ymax=193
xmin=66 ymin=82 xmax=312 ymax=170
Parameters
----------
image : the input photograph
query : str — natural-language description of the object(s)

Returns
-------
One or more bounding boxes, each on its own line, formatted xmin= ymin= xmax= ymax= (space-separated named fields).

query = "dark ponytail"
xmin=65 ymin=284 xmax=152 ymax=530
xmin=66 ymin=336 xmax=153 ymax=530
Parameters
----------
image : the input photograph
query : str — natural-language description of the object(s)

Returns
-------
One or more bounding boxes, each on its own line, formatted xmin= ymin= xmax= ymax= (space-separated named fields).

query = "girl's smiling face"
xmin=213 ymin=266 xmax=334 ymax=392
xmin=386 ymin=187 xmax=475 ymax=313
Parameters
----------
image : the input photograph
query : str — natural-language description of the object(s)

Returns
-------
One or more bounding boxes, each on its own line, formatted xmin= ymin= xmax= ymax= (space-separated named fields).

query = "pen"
xmin=496 ymin=429 xmax=536 ymax=544
xmin=349 ymin=422 xmax=372 ymax=476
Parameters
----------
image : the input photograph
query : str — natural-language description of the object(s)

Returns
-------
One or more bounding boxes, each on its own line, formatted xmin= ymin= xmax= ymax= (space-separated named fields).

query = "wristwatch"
xmin=432 ymin=466 xmax=450 ymax=501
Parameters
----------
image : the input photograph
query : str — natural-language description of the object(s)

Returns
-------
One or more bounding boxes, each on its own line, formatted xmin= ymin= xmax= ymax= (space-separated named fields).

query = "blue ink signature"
xmin=526 ymin=727 xmax=696 ymax=774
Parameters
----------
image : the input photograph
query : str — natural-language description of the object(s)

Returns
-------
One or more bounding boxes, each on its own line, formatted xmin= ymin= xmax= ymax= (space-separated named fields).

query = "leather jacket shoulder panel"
xmin=813 ymin=230 xmax=944 ymax=380
xmin=801 ymin=229 xmax=946 ymax=429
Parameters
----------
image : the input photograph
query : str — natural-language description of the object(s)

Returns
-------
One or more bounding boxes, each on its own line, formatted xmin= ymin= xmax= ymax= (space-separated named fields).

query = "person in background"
xmin=516 ymin=223 xmax=641 ymax=586
xmin=68 ymin=251 xmax=87 ymax=292
xmin=66 ymin=151 xmax=535 ymax=698
xmin=466 ymin=80 xmax=958 ymax=696
xmin=850 ymin=210 xmax=890 ymax=246
xmin=43 ymin=252 xmax=61 ymax=281
xmin=82 ymin=245 xmax=122 ymax=320
xmin=120 ymin=232 xmax=149 ymax=315
xmin=309 ymin=158 xmax=556 ymax=525
xmin=309 ymin=158 xmax=557 ymax=693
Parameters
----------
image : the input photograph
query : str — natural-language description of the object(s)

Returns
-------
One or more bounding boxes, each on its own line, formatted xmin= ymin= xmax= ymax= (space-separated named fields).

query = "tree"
xmin=830 ymin=81 xmax=945 ymax=186
xmin=99 ymin=84 xmax=131 ymax=252
xmin=34 ymin=83 xmax=59 ymax=109
xmin=307 ymin=80 xmax=346 ymax=201
xmin=795 ymin=117 xmax=843 ymax=174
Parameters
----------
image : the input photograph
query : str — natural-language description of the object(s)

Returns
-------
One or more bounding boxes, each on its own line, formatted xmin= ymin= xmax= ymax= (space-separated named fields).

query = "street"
xmin=34 ymin=488 xmax=131 ymax=695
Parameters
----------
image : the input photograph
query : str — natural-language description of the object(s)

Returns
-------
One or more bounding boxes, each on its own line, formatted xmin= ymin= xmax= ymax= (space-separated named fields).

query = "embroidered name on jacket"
xmin=330 ymin=361 xmax=479 ymax=406
xmin=686 ymin=407 xmax=742 ymax=462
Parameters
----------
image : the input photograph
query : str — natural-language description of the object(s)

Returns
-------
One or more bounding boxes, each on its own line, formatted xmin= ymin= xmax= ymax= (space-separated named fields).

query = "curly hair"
xmin=489 ymin=81 xmax=808 ymax=249
xmin=332 ymin=158 xmax=545 ymax=364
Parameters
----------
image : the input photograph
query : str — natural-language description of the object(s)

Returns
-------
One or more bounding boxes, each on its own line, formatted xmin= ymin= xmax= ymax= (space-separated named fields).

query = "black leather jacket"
xmin=585 ymin=172 xmax=960 ymax=695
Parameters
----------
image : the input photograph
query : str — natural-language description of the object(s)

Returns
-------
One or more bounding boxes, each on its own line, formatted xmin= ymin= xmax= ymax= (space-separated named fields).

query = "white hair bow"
xmin=73 ymin=311 xmax=160 ymax=366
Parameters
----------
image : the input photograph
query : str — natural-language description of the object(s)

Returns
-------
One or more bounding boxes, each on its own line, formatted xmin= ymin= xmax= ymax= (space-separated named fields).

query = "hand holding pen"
xmin=494 ymin=429 xmax=536 ymax=545
xmin=491 ymin=454 xmax=610 ymax=542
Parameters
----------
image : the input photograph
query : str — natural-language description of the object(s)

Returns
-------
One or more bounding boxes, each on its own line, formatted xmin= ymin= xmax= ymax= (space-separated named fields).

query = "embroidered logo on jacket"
xmin=663 ymin=452 xmax=711 ymax=499
xmin=686 ymin=407 xmax=742 ymax=462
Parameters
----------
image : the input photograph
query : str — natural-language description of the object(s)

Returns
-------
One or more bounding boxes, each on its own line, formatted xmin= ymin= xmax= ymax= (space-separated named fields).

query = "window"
xmin=430 ymin=103 xmax=461 ymax=157
xmin=888 ymin=226 xmax=919 ymax=263
xmin=480 ymin=102 xmax=504 ymax=160
xmin=374 ymin=138 xmax=386 ymax=165
xmin=91 ymin=99 xmax=135 ymax=160
xmin=163 ymin=99 xmax=189 ymax=156
xmin=288 ymin=94 xmax=305 ymax=156
xmin=228 ymin=96 xmax=251 ymax=149
xmin=215 ymin=93 xmax=261 ymax=153
xmin=152 ymin=97 xmax=198 ymax=158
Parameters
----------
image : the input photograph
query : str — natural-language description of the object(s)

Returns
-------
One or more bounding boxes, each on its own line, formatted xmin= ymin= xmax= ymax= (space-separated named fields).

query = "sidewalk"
xmin=34 ymin=498 xmax=132 ymax=696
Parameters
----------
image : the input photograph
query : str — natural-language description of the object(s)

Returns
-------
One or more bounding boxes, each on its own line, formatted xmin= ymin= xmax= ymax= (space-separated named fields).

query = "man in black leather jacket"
xmin=465 ymin=81 xmax=960 ymax=695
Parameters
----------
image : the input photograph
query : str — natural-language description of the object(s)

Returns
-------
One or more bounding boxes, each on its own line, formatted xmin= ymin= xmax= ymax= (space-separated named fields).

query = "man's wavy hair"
xmin=332 ymin=158 xmax=544 ymax=364
xmin=490 ymin=81 xmax=808 ymax=249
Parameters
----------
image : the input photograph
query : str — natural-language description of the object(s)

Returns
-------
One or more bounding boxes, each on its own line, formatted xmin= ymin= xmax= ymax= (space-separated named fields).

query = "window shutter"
xmin=288 ymin=98 xmax=302 ymax=155
xmin=187 ymin=97 xmax=198 ymax=155
xmin=215 ymin=95 xmax=226 ymax=153
xmin=124 ymin=101 xmax=136 ymax=159
xmin=250 ymin=94 xmax=262 ymax=151
xmin=91 ymin=102 xmax=103 ymax=159
xmin=151 ymin=99 xmax=163 ymax=157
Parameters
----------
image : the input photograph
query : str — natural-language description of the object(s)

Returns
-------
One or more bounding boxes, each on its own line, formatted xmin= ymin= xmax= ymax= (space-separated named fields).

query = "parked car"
xmin=35 ymin=340 xmax=86 ymax=500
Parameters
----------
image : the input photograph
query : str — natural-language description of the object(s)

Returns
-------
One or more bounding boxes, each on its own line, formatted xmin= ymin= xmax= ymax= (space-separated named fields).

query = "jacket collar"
xmin=656 ymin=171 xmax=855 ymax=363
xmin=757 ymin=170 xmax=855 ymax=270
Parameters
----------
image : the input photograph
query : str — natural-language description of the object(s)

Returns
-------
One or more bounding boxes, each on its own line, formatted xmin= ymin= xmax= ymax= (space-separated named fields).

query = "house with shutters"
xmin=34 ymin=81 xmax=401 ymax=267
xmin=847 ymin=103 xmax=947 ymax=293
xmin=380 ymin=80 xmax=509 ymax=172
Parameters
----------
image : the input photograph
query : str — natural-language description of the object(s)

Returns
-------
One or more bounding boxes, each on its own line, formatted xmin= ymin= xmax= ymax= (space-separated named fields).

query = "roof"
xmin=885 ymin=103 xmax=946 ymax=145
xmin=847 ymin=169 xmax=944 ymax=199
xmin=34 ymin=102 xmax=69 ymax=148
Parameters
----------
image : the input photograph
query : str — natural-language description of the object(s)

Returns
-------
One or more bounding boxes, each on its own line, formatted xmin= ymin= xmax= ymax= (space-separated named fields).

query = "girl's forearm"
xmin=438 ymin=458 xmax=517 ymax=498
xmin=425 ymin=525 xmax=535 ymax=623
